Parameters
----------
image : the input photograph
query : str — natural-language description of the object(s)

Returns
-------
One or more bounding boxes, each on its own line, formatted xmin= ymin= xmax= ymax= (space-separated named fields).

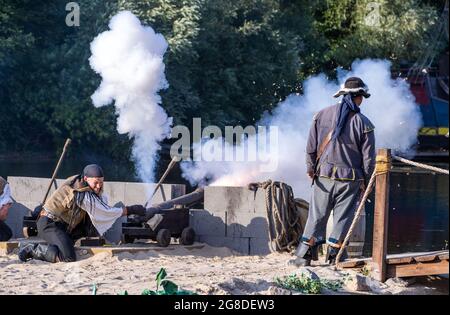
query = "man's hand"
xmin=307 ymin=170 xmax=314 ymax=179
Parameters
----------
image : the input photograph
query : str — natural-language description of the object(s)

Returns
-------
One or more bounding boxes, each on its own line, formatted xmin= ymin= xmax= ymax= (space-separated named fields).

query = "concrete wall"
xmin=190 ymin=186 xmax=273 ymax=255
xmin=6 ymin=177 xmax=185 ymax=242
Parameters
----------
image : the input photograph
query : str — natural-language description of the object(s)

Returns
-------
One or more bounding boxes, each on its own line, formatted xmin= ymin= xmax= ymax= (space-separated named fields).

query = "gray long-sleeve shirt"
xmin=306 ymin=103 xmax=376 ymax=184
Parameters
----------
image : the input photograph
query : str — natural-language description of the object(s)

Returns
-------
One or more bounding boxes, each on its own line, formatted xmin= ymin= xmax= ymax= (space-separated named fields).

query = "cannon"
xmin=121 ymin=188 xmax=204 ymax=247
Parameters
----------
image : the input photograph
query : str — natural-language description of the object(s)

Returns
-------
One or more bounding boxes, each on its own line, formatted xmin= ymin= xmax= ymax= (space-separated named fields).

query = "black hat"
xmin=333 ymin=77 xmax=371 ymax=98
xmin=82 ymin=164 xmax=104 ymax=178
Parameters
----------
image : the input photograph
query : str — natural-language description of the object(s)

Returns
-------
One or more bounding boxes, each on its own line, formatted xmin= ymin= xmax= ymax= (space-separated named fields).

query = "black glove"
xmin=126 ymin=205 xmax=147 ymax=216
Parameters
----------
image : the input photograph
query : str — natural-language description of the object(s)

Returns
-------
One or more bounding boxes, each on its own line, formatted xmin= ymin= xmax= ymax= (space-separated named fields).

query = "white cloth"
xmin=76 ymin=192 xmax=123 ymax=236
xmin=0 ymin=184 xmax=13 ymax=208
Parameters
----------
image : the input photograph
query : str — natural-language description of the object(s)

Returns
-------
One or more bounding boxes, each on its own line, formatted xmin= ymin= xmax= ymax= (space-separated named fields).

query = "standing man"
xmin=289 ymin=77 xmax=376 ymax=267
xmin=18 ymin=164 xmax=148 ymax=263
xmin=0 ymin=176 xmax=14 ymax=242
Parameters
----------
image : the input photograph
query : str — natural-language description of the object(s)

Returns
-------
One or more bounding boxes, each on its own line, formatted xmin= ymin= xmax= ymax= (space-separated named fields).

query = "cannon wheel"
xmin=121 ymin=234 xmax=136 ymax=244
xmin=23 ymin=227 xmax=38 ymax=238
xmin=156 ymin=229 xmax=171 ymax=247
xmin=180 ymin=227 xmax=195 ymax=246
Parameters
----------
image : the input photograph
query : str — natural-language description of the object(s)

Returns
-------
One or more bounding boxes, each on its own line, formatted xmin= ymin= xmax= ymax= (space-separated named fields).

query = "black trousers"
xmin=37 ymin=215 xmax=98 ymax=262
xmin=0 ymin=220 xmax=12 ymax=242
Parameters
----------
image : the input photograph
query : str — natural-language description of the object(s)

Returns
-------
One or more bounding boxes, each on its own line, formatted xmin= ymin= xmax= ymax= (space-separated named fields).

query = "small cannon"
xmin=121 ymin=188 xmax=204 ymax=247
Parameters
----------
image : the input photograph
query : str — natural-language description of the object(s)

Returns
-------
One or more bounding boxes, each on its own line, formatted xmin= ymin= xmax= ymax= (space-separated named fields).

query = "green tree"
xmin=313 ymin=0 xmax=445 ymax=71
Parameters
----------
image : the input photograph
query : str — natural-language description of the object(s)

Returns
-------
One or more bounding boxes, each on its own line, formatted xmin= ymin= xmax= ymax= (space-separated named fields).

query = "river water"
xmin=1 ymin=159 xmax=448 ymax=256
xmin=365 ymin=166 xmax=449 ymax=255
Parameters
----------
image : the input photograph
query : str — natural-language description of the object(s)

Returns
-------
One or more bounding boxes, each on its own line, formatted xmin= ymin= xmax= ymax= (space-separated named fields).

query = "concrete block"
xmin=226 ymin=213 xmax=269 ymax=238
xmin=204 ymin=186 xmax=266 ymax=215
xmin=249 ymin=237 xmax=272 ymax=256
xmin=103 ymin=216 xmax=127 ymax=244
xmin=7 ymin=177 xmax=54 ymax=202
xmin=124 ymin=183 xmax=185 ymax=205
xmin=102 ymin=182 xmax=126 ymax=206
xmin=5 ymin=201 xmax=36 ymax=238
xmin=198 ymin=235 xmax=250 ymax=254
xmin=189 ymin=209 xmax=226 ymax=237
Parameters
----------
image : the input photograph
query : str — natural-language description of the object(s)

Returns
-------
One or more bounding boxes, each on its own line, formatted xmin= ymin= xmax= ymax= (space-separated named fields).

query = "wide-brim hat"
xmin=333 ymin=77 xmax=371 ymax=98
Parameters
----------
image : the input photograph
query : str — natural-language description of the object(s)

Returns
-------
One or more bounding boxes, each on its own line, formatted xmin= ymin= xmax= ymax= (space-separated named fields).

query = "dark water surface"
xmin=1 ymin=159 xmax=448 ymax=255
xmin=365 ymin=166 xmax=449 ymax=255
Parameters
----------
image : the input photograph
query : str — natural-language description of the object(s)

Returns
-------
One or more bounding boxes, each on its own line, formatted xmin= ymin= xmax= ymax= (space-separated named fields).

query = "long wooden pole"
xmin=41 ymin=138 xmax=72 ymax=205
xmin=372 ymin=148 xmax=391 ymax=282
xmin=144 ymin=156 xmax=179 ymax=207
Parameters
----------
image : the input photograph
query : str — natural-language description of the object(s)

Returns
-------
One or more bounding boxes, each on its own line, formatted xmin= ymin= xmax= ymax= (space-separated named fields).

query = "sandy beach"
xmin=0 ymin=243 xmax=447 ymax=295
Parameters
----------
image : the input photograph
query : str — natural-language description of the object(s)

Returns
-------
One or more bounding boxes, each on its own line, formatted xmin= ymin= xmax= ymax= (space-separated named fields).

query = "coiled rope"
xmin=248 ymin=181 xmax=308 ymax=253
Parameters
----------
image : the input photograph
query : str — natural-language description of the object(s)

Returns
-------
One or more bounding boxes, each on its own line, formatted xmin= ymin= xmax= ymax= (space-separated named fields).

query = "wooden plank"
xmin=387 ymin=256 xmax=414 ymax=265
xmin=438 ymin=253 xmax=449 ymax=261
xmin=387 ymin=260 xmax=449 ymax=278
xmin=414 ymin=254 xmax=440 ymax=263
xmin=0 ymin=241 xmax=18 ymax=255
xmin=372 ymin=149 xmax=391 ymax=282
xmin=80 ymin=243 xmax=205 ymax=256
xmin=339 ymin=258 xmax=370 ymax=268
xmin=386 ymin=251 xmax=449 ymax=264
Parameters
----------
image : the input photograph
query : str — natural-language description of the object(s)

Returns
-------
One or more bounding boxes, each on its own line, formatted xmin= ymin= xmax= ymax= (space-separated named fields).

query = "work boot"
xmin=18 ymin=243 xmax=59 ymax=263
xmin=325 ymin=246 xmax=348 ymax=265
xmin=288 ymin=244 xmax=319 ymax=267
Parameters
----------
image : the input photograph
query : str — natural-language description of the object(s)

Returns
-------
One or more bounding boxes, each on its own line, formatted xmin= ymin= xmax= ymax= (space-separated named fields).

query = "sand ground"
xmin=0 ymin=243 xmax=448 ymax=295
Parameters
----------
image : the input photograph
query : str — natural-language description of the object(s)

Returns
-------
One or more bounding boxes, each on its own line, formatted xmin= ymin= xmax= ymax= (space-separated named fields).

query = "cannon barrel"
xmin=143 ymin=188 xmax=204 ymax=220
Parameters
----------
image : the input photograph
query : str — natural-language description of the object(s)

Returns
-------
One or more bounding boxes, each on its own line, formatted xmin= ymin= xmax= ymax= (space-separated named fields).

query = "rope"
xmin=392 ymin=155 xmax=449 ymax=175
xmin=248 ymin=180 xmax=308 ymax=253
xmin=335 ymin=155 xmax=392 ymax=268
xmin=335 ymin=153 xmax=448 ymax=268
xmin=249 ymin=153 xmax=447 ymax=266
xmin=334 ymin=170 xmax=376 ymax=268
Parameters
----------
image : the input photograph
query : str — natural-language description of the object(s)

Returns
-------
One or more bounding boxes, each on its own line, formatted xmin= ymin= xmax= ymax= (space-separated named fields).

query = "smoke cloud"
xmin=181 ymin=59 xmax=423 ymax=198
xmin=89 ymin=11 xmax=172 ymax=183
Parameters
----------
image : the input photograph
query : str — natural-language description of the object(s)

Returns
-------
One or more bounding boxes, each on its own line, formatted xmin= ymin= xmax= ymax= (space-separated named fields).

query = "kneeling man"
xmin=19 ymin=164 xmax=146 ymax=263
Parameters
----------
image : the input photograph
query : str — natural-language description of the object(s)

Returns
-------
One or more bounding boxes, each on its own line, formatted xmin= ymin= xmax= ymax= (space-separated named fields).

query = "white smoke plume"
xmin=89 ymin=11 xmax=172 ymax=183
xmin=181 ymin=59 xmax=422 ymax=198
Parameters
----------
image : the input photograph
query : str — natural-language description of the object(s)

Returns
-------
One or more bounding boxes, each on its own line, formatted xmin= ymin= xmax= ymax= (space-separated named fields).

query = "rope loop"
xmin=375 ymin=155 xmax=391 ymax=175
xmin=248 ymin=180 xmax=308 ymax=253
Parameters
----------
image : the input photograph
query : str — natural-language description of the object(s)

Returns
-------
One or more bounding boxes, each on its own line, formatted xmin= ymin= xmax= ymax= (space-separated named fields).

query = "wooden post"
xmin=372 ymin=148 xmax=391 ymax=282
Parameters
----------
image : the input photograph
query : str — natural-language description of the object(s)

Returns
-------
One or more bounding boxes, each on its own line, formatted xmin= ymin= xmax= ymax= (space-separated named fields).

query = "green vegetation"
xmin=91 ymin=268 xmax=197 ymax=295
xmin=275 ymin=272 xmax=348 ymax=294
xmin=1 ymin=0 xmax=447 ymax=164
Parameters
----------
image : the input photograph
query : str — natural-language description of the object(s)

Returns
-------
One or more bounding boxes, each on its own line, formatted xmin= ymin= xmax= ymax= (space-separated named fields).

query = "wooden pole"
xmin=41 ymin=138 xmax=72 ymax=205
xmin=372 ymin=148 xmax=391 ymax=282
xmin=144 ymin=156 xmax=180 ymax=208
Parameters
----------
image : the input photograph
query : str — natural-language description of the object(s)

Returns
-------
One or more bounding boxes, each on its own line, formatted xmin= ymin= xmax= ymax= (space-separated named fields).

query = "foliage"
xmin=275 ymin=273 xmax=346 ymax=294
xmin=0 ymin=0 xmax=447 ymax=161
xmin=360 ymin=265 xmax=371 ymax=277
xmin=312 ymin=0 xmax=445 ymax=72
xmin=91 ymin=268 xmax=197 ymax=295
